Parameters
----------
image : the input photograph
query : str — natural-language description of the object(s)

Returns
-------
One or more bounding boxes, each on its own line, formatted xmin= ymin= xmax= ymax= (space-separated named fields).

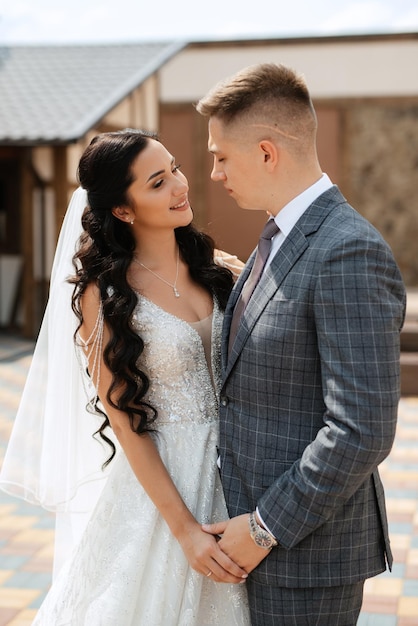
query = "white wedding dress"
xmin=32 ymin=295 xmax=250 ymax=626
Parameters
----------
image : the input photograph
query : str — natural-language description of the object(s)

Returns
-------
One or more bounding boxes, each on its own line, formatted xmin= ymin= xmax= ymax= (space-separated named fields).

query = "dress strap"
xmin=76 ymin=301 xmax=104 ymax=404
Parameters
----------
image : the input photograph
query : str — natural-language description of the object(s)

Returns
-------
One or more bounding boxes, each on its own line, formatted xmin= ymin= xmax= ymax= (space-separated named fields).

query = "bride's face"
xmin=126 ymin=139 xmax=193 ymax=232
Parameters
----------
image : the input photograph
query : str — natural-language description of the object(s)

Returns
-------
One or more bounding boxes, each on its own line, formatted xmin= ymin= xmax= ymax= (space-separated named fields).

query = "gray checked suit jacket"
xmin=219 ymin=186 xmax=406 ymax=588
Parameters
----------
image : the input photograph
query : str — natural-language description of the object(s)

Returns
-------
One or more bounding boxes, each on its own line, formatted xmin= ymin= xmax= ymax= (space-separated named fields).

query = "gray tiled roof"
xmin=0 ymin=42 xmax=185 ymax=145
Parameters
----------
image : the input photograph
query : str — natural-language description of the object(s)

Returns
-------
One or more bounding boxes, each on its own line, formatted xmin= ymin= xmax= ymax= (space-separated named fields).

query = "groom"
xmin=197 ymin=63 xmax=406 ymax=625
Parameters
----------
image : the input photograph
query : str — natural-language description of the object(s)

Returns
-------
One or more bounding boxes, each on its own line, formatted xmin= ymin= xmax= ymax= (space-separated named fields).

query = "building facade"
xmin=1 ymin=33 xmax=417 ymax=336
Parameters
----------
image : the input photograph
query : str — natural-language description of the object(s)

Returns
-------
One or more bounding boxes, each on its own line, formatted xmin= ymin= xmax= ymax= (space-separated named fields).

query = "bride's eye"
xmin=172 ymin=164 xmax=182 ymax=173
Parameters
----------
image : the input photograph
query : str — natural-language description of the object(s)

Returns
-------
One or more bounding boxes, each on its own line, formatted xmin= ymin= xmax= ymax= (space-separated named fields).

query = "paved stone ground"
xmin=0 ymin=331 xmax=417 ymax=625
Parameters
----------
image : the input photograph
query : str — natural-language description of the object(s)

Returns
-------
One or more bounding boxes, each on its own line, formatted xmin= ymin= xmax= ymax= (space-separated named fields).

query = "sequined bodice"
xmin=132 ymin=296 xmax=222 ymax=426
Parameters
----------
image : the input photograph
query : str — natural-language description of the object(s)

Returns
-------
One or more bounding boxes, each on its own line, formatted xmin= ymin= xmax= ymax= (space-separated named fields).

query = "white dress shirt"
xmin=265 ymin=173 xmax=333 ymax=270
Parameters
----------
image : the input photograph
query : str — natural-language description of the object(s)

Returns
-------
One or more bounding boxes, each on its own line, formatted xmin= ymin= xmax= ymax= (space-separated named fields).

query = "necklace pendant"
xmin=134 ymin=248 xmax=180 ymax=298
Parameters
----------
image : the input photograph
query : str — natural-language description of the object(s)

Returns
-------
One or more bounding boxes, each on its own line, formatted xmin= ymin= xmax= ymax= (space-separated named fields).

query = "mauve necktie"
xmin=229 ymin=218 xmax=280 ymax=351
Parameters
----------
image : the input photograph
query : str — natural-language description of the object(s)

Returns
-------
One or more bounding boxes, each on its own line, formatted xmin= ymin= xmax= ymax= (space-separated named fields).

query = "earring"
xmin=129 ymin=218 xmax=134 ymax=224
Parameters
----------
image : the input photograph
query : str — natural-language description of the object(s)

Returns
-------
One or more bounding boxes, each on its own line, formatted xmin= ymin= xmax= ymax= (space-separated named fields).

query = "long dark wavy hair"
xmin=70 ymin=129 xmax=234 ymax=465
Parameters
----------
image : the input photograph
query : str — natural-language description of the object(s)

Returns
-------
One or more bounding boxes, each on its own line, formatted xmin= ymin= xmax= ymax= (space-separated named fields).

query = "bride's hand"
xmin=203 ymin=516 xmax=271 ymax=573
xmin=176 ymin=521 xmax=248 ymax=584
xmin=214 ymin=249 xmax=245 ymax=281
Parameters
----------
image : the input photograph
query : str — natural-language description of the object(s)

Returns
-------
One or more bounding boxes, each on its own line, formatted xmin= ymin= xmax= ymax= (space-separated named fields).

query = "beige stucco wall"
xmin=103 ymin=76 xmax=159 ymax=131
xmin=159 ymin=38 xmax=418 ymax=101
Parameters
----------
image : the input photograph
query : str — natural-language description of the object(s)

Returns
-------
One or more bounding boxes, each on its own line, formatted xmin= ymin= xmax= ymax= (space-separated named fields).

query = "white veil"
xmin=0 ymin=188 xmax=118 ymax=574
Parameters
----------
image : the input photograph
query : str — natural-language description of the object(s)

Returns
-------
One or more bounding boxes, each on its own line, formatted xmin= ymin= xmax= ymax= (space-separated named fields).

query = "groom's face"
xmin=207 ymin=117 xmax=265 ymax=213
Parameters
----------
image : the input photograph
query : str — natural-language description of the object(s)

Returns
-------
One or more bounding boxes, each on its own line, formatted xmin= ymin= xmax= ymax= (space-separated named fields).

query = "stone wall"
xmin=345 ymin=101 xmax=418 ymax=286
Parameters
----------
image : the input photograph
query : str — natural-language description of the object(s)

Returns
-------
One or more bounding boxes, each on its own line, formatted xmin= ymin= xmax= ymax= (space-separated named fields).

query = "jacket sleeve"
xmin=258 ymin=233 xmax=406 ymax=548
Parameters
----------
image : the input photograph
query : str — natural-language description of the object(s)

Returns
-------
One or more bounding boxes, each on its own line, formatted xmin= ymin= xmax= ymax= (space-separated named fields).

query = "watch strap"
xmin=248 ymin=511 xmax=278 ymax=549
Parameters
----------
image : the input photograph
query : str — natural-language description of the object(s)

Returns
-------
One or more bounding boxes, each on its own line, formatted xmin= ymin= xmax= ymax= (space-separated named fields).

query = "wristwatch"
xmin=248 ymin=511 xmax=278 ymax=549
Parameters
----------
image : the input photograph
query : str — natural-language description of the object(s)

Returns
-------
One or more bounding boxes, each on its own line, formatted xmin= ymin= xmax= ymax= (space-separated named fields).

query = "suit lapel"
xmin=222 ymin=186 xmax=345 ymax=381
xmin=223 ymin=231 xmax=309 ymax=380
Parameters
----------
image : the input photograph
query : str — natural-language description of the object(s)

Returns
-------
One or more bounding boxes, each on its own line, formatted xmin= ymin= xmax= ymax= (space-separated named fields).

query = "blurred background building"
xmin=0 ymin=32 xmax=417 ymax=340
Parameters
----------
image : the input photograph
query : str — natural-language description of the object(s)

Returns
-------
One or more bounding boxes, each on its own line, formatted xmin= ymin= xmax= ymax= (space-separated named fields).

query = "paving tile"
xmin=398 ymin=596 xmax=418 ymax=617
xmin=0 ymin=557 xmax=28 ymax=570
xmin=361 ymin=593 xmax=399 ymax=614
xmin=358 ymin=616 xmax=397 ymax=626
xmin=398 ymin=618 xmax=418 ymax=626
xmin=0 ymin=571 xmax=13 ymax=585
xmin=364 ymin=577 xmax=403 ymax=596
xmin=0 ymin=588 xmax=40 ymax=608
xmin=0 ymin=610 xmax=20 ymax=626
xmin=402 ymin=579 xmax=418 ymax=597
xmin=5 ymin=610 xmax=38 ymax=626
xmin=2 ymin=572 xmax=51 ymax=590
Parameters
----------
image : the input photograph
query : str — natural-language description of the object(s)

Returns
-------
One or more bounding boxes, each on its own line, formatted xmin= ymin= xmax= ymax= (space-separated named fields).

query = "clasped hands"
xmin=189 ymin=513 xmax=271 ymax=584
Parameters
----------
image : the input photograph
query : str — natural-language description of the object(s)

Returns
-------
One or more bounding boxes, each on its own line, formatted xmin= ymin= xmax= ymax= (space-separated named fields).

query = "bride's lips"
xmin=170 ymin=199 xmax=189 ymax=211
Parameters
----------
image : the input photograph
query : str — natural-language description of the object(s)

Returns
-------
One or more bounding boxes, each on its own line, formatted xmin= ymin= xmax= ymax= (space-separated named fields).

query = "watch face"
xmin=255 ymin=530 xmax=273 ymax=548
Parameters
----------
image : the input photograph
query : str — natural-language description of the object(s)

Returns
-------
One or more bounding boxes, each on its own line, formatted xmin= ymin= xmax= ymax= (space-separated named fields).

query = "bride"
xmin=0 ymin=129 xmax=250 ymax=625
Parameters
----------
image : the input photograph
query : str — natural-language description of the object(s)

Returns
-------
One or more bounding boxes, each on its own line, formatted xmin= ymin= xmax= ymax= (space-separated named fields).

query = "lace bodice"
xmin=132 ymin=295 xmax=222 ymax=426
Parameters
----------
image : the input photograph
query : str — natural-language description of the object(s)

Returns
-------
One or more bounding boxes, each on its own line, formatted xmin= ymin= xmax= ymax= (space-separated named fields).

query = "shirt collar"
xmin=273 ymin=174 xmax=333 ymax=237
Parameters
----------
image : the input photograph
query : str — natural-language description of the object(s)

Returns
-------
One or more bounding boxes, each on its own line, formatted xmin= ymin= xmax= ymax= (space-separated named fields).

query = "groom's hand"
xmin=202 ymin=514 xmax=271 ymax=572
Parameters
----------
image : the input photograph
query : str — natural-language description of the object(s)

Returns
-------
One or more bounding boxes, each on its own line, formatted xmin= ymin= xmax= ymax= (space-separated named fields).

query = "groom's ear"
xmin=259 ymin=140 xmax=278 ymax=171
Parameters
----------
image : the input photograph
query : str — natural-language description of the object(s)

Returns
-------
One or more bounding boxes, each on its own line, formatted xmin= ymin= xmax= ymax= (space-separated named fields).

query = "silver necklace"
xmin=134 ymin=248 xmax=180 ymax=298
